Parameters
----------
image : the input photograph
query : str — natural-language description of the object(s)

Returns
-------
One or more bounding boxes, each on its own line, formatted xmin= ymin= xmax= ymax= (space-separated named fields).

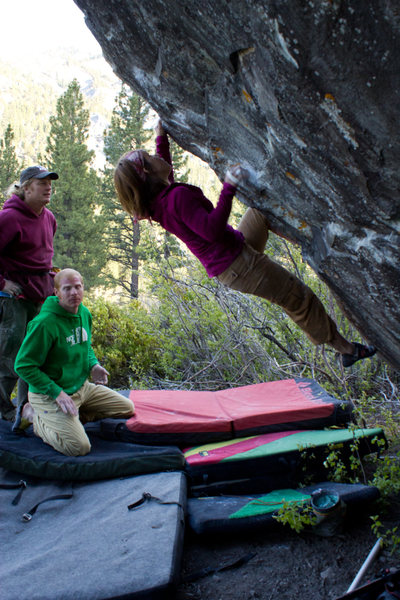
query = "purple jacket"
xmin=0 ymin=195 xmax=57 ymax=302
xmin=149 ymin=135 xmax=244 ymax=277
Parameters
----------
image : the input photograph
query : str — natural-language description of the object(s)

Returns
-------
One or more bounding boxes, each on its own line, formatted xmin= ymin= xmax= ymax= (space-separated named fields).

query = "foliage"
xmin=140 ymin=250 xmax=288 ymax=389
xmin=370 ymin=518 xmax=400 ymax=555
xmin=370 ymin=450 xmax=400 ymax=498
xmin=323 ymin=441 xmax=361 ymax=484
xmin=273 ymin=499 xmax=317 ymax=533
xmin=44 ymin=79 xmax=107 ymax=289
xmin=86 ymin=297 xmax=161 ymax=389
xmin=315 ymin=429 xmax=400 ymax=551
xmin=0 ymin=124 xmax=20 ymax=205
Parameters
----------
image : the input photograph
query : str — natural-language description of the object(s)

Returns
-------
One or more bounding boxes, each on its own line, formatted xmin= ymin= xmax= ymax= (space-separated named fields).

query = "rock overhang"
xmin=73 ymin=0 xmax=400 ymax=370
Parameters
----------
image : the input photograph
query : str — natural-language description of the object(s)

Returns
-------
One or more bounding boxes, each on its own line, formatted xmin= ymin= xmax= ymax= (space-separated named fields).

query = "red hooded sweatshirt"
xmin=0 ymin=194 xmax=57 ymax=302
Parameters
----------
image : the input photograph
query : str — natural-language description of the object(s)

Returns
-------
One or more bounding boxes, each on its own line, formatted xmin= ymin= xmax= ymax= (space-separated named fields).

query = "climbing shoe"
xmin=342 ymin=342 xmax=377 ymax=368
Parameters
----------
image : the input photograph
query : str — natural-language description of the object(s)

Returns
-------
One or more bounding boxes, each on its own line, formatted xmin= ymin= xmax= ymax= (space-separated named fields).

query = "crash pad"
xmin=0 ymin=468 xmax=186 ymax=600
xmin=187 ymin=481 xmax=380 ymax=535
xmin=0 ymin=419 xmax=184 ymax=481
xmin=184 ymin=427 xmax=386 ymax=496
xmin=122 ymin=378 xmax=352 ymax=445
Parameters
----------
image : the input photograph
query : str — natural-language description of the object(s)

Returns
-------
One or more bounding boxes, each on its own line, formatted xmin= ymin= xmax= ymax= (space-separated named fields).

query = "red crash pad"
xmin=124 ymin=378 xmax=352 ymax=445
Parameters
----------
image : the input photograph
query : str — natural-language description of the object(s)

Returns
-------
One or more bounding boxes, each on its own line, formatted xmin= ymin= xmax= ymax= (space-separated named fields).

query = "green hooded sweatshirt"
xmin=15 ymin=296 xmax=98 ymax=400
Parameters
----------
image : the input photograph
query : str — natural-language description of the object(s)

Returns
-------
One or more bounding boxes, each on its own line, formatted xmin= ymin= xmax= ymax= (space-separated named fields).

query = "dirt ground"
xmin=176 ymin=495 xmax=400 ymax=600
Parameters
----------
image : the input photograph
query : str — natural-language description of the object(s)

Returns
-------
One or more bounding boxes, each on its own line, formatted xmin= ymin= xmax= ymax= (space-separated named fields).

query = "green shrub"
xmin=274 ymin=499 xmax=317 ymax=533
xmin=85 ymin=297 xmax=161 ymax=388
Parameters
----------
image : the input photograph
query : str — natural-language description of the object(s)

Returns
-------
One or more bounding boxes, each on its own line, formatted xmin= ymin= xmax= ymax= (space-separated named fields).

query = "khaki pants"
xmin=29 ymin=380 xmax=135 ymax=456
xmin=217 ymin=208 xmax=337 ymax=345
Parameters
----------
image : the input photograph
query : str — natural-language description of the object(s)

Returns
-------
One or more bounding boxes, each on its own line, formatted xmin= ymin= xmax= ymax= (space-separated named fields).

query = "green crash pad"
xmin=185 ymin=427 xmax=386 ymax=496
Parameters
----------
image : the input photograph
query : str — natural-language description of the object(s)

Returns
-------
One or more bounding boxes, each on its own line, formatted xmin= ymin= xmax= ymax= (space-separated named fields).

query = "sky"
xmin=0 ymin=0 xmax=102 ymax=59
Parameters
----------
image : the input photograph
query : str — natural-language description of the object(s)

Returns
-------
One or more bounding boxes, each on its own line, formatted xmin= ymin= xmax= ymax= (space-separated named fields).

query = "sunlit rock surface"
xmin=74 ymin=0 xmax=400 ymax=370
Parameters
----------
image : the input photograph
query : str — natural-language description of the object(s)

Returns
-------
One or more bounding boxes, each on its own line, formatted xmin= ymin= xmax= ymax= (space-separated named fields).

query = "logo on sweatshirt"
xmin=66 ymin=327 xmax=88 ymax=346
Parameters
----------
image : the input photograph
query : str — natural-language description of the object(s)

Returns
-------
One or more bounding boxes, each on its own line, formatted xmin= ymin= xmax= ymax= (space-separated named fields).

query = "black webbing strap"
xmin=22 ymin=493 xmax=73 ymax=522
xmin=0 ymin=480 xmax=27 ymax=505
xmin=182 ymin=552 xmax=257 ymax=583
xmin=127 ymin=491 xmax=183 ymax=511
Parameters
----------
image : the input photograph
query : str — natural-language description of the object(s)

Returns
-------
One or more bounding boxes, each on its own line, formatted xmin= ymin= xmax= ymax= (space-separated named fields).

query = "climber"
xmin=113 ymin=120 xmax=376 ymax=368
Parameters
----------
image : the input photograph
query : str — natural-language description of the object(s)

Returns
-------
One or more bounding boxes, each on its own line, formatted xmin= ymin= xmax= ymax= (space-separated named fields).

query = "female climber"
xmin=114 ymin=120 xmax=376 ymax=368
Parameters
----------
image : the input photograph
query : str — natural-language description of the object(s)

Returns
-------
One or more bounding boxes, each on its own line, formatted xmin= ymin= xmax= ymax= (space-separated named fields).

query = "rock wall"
xmin=74 ymin=0 xmax=400 ymax=370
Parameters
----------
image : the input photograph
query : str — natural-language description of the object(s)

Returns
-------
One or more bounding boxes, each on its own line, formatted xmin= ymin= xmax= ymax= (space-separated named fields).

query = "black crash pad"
xmin=0 ymin=419 xmax=184 ymax=481
xmin=188 ymin=481 xmax=380 ymax=535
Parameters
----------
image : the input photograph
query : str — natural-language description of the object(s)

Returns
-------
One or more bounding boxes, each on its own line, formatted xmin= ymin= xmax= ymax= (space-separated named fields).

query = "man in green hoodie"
xmin=14 ymin=268 xmax=135 ymax=456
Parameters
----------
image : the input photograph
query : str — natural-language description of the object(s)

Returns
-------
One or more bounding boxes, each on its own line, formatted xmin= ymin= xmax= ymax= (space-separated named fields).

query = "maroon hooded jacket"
xmin=0 ymin=195 xmax=57 ymax=302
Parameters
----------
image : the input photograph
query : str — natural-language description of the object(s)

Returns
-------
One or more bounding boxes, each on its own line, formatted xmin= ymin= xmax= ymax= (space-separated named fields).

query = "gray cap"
xmin=19 ymin=165 xmax=59 ymax=186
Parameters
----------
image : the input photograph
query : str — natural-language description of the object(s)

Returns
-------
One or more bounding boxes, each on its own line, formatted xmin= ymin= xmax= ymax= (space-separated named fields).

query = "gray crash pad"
xmin=0 ymin=468 xmax=186 ymax=599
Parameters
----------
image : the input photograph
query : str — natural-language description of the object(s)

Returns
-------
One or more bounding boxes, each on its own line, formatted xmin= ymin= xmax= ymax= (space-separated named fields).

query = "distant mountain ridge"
xmin=0 ymin=46 xmax=121 ymax=168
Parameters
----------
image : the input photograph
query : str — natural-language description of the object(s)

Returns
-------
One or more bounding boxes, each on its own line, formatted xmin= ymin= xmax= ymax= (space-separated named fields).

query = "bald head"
xmin=54 ymin=269 xmax=83 ymax=291
xmin=54 ymin=269 xmax=84 ymax=314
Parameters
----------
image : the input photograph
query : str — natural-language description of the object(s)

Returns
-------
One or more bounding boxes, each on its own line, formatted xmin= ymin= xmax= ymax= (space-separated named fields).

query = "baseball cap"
xmin=19 ymin=166 xmax=59 ymax=186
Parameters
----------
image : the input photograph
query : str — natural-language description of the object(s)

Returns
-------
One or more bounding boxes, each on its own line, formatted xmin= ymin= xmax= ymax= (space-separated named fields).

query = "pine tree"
xmin=169 ymin=139 xmax=189 ymax=184
xmin=102 ymin=85 xmax=192 ymax=297
xmin=0 ymin=124 xmax=20 ymax=205
xmin=44 ymin=80 xmax=106 ymax=289
xmin=102 ymin=85 xmax=152 ymax=298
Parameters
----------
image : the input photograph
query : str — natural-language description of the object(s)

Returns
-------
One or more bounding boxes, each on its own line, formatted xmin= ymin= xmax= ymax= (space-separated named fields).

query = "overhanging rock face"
xmin=74 ymin=0 xmax=400 ymax=371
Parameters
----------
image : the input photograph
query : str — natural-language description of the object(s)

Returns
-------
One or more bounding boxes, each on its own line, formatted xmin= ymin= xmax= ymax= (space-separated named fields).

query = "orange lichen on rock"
xmin=242 ymin=89 xmax=253 ymax=103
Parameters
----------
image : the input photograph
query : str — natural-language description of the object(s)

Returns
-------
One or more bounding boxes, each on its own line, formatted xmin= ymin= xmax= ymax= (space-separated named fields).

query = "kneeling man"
xmin=15 ymin=268 xmax=134 ymax=456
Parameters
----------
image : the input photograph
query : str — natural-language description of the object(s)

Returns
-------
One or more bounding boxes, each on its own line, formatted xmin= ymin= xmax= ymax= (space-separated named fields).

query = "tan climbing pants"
xmin=217 ymin=208 xmax=337 ymax=345
xmin=29 ymin=380 xmax=135 ymax=456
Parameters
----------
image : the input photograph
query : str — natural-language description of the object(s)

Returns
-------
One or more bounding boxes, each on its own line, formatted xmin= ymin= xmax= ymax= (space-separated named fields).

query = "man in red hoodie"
xmin=0 ymin=165 xmax=58 ymax=422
